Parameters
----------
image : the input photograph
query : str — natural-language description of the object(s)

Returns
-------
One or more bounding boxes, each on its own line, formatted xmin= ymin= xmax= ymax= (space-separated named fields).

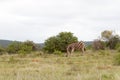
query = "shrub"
xmin=115 ymin=43 xmax=120 ymax=52
xmin=108 ymin=36 xmax=120 ymax=49
xmin=7 ymin=41 xmax=21 ymax=54
xmin=43 ymin=36 xmax=58 ymax=53
xmin=44 ymin=32 xmax=78 ymax=53
xmin=0 ymin=46 xmax=5 ymax=55
xmin=7 ymin=41 xmax=35 ymax=54
xmin=23 ymin=40 xmax=37 ymax=51
xmin=18 ymin=50 xmax=27 ymax=57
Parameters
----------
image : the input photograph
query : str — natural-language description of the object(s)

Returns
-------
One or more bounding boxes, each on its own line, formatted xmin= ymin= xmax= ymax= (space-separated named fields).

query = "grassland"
xmin=0 ymin=50 xmax=120 ymax=80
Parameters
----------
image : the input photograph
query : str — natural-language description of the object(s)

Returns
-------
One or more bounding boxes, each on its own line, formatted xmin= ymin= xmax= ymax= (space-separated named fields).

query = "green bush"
xmin=7 ymin=41 xmax=35 ymax=54
xmin=18 ymin=50 xmax=27 ymax=57
xmin=0 ymin=46 xmax=5 ymax=55
xmin=115 ymin=43 xmax=120 ymax=52
xmin=7 ymin=41 xmax=20 ymax=53
xmin=107 ymin=35 xmax=120 ymax=49
xmin=44 ymin=32 xmax=78 ymax=53
xmin=23 ymin=40 xmax=37 ymax=51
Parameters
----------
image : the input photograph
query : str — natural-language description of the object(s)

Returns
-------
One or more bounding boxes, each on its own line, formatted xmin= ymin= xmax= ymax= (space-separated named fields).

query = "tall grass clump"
xmin=113 ymin=53 xmax=120 ymax=65
xmin=53 ymin=50 xmax=63 ymax=56
xmin=8 ymin=56 xmax=18 ymax=63
xmin=98 ymin=50 xmax=110 ymax=56
xmin=115 ymin=43 xmax=120 ymax=52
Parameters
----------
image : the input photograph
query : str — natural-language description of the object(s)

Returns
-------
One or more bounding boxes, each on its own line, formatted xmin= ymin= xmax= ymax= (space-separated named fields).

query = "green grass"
xmin=0 ymin=50 xmax=120 ymax=80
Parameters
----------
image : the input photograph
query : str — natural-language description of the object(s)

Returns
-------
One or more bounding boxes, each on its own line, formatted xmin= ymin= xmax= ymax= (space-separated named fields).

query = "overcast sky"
xmin=0 ymin=0 xmax=120 ymax=43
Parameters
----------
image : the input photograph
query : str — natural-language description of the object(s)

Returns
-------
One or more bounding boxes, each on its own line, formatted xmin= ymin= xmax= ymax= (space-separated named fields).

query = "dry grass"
xmin=0 ymin=50 xmax=120 ymax=80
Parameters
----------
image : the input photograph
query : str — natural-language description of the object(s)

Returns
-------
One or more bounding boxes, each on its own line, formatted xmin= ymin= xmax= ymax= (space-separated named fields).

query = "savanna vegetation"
xmin=0 ymin=30 xmax=120 ymax=80
xmin=44 ymin=32 xmax=78 ymax=53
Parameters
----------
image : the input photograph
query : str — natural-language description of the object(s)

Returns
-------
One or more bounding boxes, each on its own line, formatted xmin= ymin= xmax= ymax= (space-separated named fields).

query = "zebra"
xmin=66 ymin=41 xmax=86 ymax=57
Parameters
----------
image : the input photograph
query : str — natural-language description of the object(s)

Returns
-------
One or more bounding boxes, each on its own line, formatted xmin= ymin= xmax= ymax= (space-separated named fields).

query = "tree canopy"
xmin=44 ymin=32 xmax=78 ymax=53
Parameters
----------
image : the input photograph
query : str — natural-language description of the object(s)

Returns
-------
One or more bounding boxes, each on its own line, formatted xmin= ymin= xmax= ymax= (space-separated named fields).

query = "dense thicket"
xmin=101 ymin=30 xmax=120 ymax=49
xmin=44 ymin=32 xmax=78 ymax=53
xmin=92 ymin=30 xmax=120 ymax=50
xmin=7 ymin=40 xmax=37 ymax=54
xmin=0 ymin=30 xmax=120 ymax=55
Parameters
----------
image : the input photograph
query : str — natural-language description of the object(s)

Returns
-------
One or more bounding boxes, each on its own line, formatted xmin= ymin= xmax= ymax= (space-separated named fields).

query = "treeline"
xmin=43 ymin=30 xmax=120 ymax=53
xmin=0 ymin=40 xmax=40 ymax=55
xmin=0 ymin=30 xmax=120 ymax=55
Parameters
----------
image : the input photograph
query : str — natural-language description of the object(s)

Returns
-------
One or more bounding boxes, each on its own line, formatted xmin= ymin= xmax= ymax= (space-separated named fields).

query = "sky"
xmin=0 ymin=0 xmax=120 ymax=43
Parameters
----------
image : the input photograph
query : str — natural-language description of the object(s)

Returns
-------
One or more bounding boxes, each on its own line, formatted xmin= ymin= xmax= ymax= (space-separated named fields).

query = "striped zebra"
xmin=66 ymin=41 xmax=86 ymax=57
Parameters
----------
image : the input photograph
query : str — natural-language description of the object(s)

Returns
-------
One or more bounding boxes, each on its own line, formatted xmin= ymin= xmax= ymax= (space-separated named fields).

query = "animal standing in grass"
xmin=66 ymin=41 xmax=86 ymax=57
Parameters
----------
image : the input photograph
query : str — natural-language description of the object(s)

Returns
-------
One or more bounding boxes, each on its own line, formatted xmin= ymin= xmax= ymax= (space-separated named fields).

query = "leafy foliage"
xmin=0 ymin=46 xmax=5 ymax=55
xmin=44 ymin=32 xmax=78 ymax=53
xmin=44 ymin=36 xmax=58 ymax=53
xmin=107 ymin=35 xmax=120 ymax=49
xmin=7 ymin=40 xmax=36 ymax=54
xmin=24 ymin=40 xmax=37 ymax=51
xmin=7 ymin=41 xmax=22 ymax=53
xmin=101 ymin=30 xmax=120 ymax=50
xmin=115 ymin=42 xmax=120 ymax=52
xmin=101 ymin=30 xmax=113 ymax=41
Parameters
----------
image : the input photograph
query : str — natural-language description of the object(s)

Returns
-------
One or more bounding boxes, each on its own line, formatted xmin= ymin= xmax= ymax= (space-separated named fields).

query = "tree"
xmin=23 ymin=40 xmax=37 ymax=51
xmin=44 ymin=36 xmax=58 ymax=53
xmin=0 ymin=46 xmax=5 ymax=55
xmin=44 ymin=32 xmax=78 ymax=53
xmin=56 ymin=32 xmax=78 ymax=52
xmin=101 ymin=30 xmax=113 ymax=41
xmin=101 ymin=30 xmax=120 ymax=49
xmin=108 ymin=35 xmax=120 ymax=49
